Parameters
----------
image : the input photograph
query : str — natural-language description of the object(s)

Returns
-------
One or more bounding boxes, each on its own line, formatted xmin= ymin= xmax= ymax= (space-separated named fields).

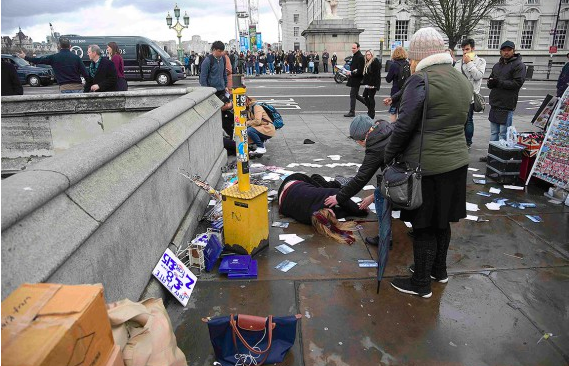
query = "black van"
xmin=62 ymin=35 xmax=186 ymax=85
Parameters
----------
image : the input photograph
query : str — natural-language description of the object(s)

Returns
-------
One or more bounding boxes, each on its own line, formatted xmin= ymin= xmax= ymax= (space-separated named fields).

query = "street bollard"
xmin=220 ymin=74 xmax=269 ymax=255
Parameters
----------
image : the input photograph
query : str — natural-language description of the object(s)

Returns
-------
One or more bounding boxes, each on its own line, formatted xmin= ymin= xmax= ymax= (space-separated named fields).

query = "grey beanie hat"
xmin=349 ymin=115 xmax=373 ymax=141
xmin=407 ymin=27 xmax=446 ymax=61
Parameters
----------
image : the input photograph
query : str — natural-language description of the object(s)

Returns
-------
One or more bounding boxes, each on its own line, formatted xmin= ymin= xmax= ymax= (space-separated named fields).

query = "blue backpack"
xmin=255 ymin=102 xmax=284 ymax=129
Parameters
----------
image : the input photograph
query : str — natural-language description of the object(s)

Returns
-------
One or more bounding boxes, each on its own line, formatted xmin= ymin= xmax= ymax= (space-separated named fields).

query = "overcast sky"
xmin=1 ymin=0 xmax=280 ymax=45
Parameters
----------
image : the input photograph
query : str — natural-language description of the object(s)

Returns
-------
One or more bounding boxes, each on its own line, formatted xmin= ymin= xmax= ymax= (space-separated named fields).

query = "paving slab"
xmin=297 ymin=275 xmax=567 ymax=366
xmin=509 ymin=213 xmax=569 ymax=258
xmin=489 ymin=267 xmax=569 ymax=360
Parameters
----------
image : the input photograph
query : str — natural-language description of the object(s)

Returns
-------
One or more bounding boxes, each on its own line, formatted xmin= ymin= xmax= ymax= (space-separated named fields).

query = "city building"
xmin=281 ymin=0 xmax=569 ymax=71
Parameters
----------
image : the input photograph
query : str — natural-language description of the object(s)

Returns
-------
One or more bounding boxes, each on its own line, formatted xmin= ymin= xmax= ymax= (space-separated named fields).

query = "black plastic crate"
xmin=487 ymin=153 xmax=522 ymax=173
xmin=486 ymin=165 xmax=519 ymax=184
xmin=487 ymin=141 xmax=524 ymax=161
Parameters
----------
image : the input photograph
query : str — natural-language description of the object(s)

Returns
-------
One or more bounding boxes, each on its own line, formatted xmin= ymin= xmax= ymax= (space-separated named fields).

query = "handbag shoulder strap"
xmin=417 ymin=71 xmax=429 ymax=166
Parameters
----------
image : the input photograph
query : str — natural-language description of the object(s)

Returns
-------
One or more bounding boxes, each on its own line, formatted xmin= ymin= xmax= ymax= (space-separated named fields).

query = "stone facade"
xmin=282 ymin=0 xmax=569 ymax=69
xmin=280 ymin=0 xmax=308 ymax=51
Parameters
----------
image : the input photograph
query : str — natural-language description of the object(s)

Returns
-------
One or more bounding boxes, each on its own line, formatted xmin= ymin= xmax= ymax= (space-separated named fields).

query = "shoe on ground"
xmin=479 ymin=156 xmax=488 ymax=162
xmin=255 ymin=147 xmax=267 ymax=154
xmin=408 ymin=264 xmax=449 ymax=283
xmin=365 ymin=236 xmax=379 ymax=246
xmin=390 ymin=277 xmax=432 ymax=298
xmin=344 ymin=112 xmax=355 ymax=117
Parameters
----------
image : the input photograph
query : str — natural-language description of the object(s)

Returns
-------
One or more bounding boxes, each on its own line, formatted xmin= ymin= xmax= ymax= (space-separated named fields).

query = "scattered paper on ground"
xmin=392 ymin=211 xmax=401 ymax=219
xmin=486 ymin=203 xmax=502 ymax=211
xmin=275 ymin=244 xmax=295 ymax=254
xmin=272 ymin=221 xmax=290 ymax=228
xmin=404 ymin=222 xmax=412 ymax=228
xmin=363 ymin=185 xmax=375 ymax=190
xmin=275 ymin=260 xmax=297 ymax=272
xmin=468 ymin=168 xmax=479 ymax=172
xmin=283 ymin=235 xmax=305 ymax=246
xmin=358 ymin=260 xmax=378 ymax=268
xmin=208 ymin=200 xmax=217 ymax=206
xmin=465 ymin=215 xmax=479 ymax=221
xmin=466 ymin=202 xmax=479 ymax=212
xmin=368 ymin=203 xmax=376 ymax=211
xmin=504 ymin=185 xmax=524 ymax=190
xmin=351 ymin=197 xmax=362 ymax=203
xmin=472 ymin=174 xmax=486 ymax=178
xmin=489 ymin=187 xmax=501 ymax=194
xmin=338 ymin=218 xmax=346 ymax=222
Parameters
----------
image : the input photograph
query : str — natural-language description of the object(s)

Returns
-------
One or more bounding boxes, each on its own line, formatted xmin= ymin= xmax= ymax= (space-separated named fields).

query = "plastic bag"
xmin=506 ymin=126 xmax=518 ymax=147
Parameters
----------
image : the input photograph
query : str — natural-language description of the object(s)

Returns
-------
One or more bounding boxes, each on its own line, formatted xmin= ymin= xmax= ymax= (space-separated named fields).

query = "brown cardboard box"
xmin=1 ymin=283 xmax=115 ymax=366
xmin=104 ymin=345 xmax=125 ymax=366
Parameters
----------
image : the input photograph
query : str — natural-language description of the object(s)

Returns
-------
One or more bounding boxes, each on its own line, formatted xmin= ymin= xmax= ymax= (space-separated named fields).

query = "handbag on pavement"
xmin=379 ymin=71 xmax=429 ymax=210
xmin=204 ymin=313 xmax=301 ymax=366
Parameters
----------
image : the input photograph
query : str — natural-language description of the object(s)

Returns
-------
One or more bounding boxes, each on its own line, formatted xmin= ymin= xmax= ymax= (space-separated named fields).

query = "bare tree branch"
xmin=414 ymin=0 xmax=504 ymax=49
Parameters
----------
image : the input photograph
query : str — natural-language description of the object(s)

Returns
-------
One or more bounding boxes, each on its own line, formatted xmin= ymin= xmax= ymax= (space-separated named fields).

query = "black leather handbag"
xmin=379 ymin=71 xmax=429 ymax=210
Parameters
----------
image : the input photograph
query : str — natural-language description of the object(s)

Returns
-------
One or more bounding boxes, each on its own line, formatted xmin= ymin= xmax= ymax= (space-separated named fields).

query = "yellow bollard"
xmin=221 ymin=74 xmax=269 ymax=255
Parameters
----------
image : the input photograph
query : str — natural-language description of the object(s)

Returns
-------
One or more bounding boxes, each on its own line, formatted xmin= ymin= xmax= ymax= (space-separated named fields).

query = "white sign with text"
xmin=152 ymin=248 xmax=197 ymax=306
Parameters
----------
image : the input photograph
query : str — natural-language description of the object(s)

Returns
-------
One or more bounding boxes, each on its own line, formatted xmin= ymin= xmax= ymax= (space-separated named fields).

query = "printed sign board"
xmin=152 ymin=248 xmax=198 ymax=306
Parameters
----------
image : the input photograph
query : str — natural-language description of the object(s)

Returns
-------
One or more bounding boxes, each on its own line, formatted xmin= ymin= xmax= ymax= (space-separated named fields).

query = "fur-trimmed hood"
xmin=415 ymin=52 xmax=453 ymax=72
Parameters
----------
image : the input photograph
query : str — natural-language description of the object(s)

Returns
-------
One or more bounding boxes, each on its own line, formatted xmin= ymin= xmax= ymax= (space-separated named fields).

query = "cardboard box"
xmin=2 ymin=283 xmax=114 ymax=366
xmin=104 ymin=345 xmax=125 ymax=366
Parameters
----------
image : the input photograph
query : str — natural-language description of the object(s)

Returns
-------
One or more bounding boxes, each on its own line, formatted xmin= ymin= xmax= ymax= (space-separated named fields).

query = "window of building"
xmin=562 ymin=0 xmax=569 ymax=4
xmin=526 ymin=0 xmax=539 ymax=4
xmin=386 ymin=20 xmax=391 ymax=46
xmin=395 ymin=20 xmax=409 ymax=42
xmin=487 ymin=20 xmax=503 ymax=49
xmin=520 ymin=20 xmax=536 ymax=49
xmin=293 ymin=27 xmax=299 ymax=37
xmin=294 ymin=14 xmax=299 ymax=23
xmin=555 ymin=21 xmax=568 ymax=49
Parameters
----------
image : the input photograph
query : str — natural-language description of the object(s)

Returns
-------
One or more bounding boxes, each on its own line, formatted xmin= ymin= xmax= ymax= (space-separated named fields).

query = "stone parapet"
xmin=1 ymin=87 xmax=227 ymax=301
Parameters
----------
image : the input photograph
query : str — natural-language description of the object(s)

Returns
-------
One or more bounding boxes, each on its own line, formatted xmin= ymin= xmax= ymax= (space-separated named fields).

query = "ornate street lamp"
xmin=166 ymin=4 xmax=189 ymax=61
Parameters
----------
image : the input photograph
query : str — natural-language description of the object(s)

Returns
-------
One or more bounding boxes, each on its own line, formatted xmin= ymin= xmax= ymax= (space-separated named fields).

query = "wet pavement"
xmin=168 ymin=113 xmax=569 ymax=366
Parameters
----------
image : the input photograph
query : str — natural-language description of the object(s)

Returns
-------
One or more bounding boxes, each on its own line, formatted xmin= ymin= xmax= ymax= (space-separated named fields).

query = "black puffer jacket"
xmin=336 ymin=120 xmax=394 ymax=204
xmin=488 ymin=54 xmax=526 ymax=111
xmin=347 ymin=50 xmax=365 ymax=87
xmin=362 ymin=58 xmax=381 ymax=89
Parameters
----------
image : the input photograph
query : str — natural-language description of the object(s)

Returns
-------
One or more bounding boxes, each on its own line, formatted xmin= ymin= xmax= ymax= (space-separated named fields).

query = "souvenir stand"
xmin=525 ymin=88 xmax=569 ymax=191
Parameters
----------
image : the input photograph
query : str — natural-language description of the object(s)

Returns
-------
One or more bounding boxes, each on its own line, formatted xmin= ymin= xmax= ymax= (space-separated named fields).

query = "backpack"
xmin=207 ymin=54 xmax=226 ymax=77
xmin=397 ymin=61 xmax=411 ymax=89
xmin=255 ymin=102 xmax=284 ymax=129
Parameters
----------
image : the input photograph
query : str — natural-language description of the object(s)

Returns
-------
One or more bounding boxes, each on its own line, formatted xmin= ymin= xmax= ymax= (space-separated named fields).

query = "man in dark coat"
xmin=1 ymin=60 xmax=23 ymax=96
xmin=84 ymin=45 xmax=117 ymax=92
xmin=486 ymin=40 xmax=526 ymax=143
xmin=344 ymin=42 xmax=366 ymax=117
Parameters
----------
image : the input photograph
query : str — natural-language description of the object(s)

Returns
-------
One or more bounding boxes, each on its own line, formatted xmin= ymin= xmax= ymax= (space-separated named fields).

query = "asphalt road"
xmin=23 ymin=75 xmax=557 ymax=118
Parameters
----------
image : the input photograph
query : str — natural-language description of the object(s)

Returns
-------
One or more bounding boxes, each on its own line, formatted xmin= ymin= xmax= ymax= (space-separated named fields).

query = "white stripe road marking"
xmin=250 ymin=94 xmax=552 ymax=98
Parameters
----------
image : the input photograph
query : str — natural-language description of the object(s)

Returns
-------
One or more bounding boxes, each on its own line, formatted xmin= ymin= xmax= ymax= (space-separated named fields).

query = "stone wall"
xmin=1 ymin=89 xmax=191 ymax=174
xmin=1 ymin=87 xmax=227 ymax=301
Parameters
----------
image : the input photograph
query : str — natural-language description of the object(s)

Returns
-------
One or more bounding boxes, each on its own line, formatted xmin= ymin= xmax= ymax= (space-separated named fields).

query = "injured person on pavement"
xmin=277 ymin=173 xmax=369 ymax=244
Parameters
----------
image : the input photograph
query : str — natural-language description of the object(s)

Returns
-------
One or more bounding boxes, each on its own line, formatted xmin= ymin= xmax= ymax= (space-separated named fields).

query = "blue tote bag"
xmin=205 ymin=314 xmax=301 ymax=366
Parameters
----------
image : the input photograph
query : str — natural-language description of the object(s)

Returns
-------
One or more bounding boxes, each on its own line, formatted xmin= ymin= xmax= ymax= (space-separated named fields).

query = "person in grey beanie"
xmin=385 ymin=27 xmax=472 ymax=298
xmin=324 ymin=115 xmax=394 ymax=247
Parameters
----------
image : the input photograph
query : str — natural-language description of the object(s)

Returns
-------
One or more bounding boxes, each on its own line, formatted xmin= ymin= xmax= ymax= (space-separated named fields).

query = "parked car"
xmin=1 ymin=54 xmax=55 ymax=87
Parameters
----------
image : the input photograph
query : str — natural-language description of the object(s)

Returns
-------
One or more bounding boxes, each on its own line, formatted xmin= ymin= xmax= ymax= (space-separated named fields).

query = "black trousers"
xmin=363 ymin=88 xmax=377 ymax=118
xmin=349 ymin=84 xmax=366 ymax=113
xmin=323 ymin=62 xmax=329 ymax=72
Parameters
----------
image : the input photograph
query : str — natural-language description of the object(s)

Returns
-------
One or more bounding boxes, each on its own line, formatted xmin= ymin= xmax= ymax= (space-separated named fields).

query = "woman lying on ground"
xmin=278 ymin=173 xmax=368 ymax=245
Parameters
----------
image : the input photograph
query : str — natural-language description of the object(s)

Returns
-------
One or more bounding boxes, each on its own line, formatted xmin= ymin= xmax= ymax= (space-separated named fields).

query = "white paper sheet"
xmin=504 ymin=185 xmax=524 ymax=190
xmin=363 ymin=185 xmax=375 ymax=190
xmin=208 ymin=200 xmax=217 ymax=206
xmin=465 ymin=215 xmax=479 ymax=221
xmin=275 ymin=244 xmax=295 ymax=254
xmin=466 ymin=202 xmax=479 ymax=212
xmin=368 ymin=203 xmax=376 ymax=211
xmin=392 ymin=211 xmax=401 ymax=219
xmin=404 ymin=222 xmax=412 ymax=228
xmin=279 ymin=234 xmax=298 ymax=240
xmin=351 ymin=197 xmax=362 ymax=203
xmin=468 ymin=168 xmax=479 ymax=172
xmin=485 ymin=203 xmax=502 ymax=211
xmin=338 ymin=218 xmax=346 ymax=222
xmin=284 ymin=236 xmax=305 ymax=246
xmin=472 ymin=174 xmax=486 ymax=178
xmin=489 ymin=187 xmax=501 ymax=194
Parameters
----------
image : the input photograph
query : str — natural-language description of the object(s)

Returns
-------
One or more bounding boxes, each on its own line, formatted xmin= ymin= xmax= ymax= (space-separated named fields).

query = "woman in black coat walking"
xmin=361 ymin=50 xmax=381 ymax=119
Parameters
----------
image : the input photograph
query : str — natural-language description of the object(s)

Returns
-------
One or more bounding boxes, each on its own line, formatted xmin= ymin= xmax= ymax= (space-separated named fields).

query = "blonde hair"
xmin=410 ymin=59 xmax=419 ymax=74
xmin=311 ymin=209 xmax=358 ymax=245
xmin=392 ymin=46 xmax=407 ymax=60
xmin=363 ymin=49 xmax=374 ymax=75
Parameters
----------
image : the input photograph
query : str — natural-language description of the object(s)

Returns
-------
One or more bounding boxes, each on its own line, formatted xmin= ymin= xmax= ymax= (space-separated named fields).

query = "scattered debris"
xmin=504 ymin=185 xmax=524 ymax=191
xmin=275 ymin=260 xmax=297 ymax=272
xmin=276 ymin=244 xmax=295 ymax=254
xmin=526 ymin=215 xmax=543 ymax=223
xmin=272 ymin=221 xmax=290 ymax=228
